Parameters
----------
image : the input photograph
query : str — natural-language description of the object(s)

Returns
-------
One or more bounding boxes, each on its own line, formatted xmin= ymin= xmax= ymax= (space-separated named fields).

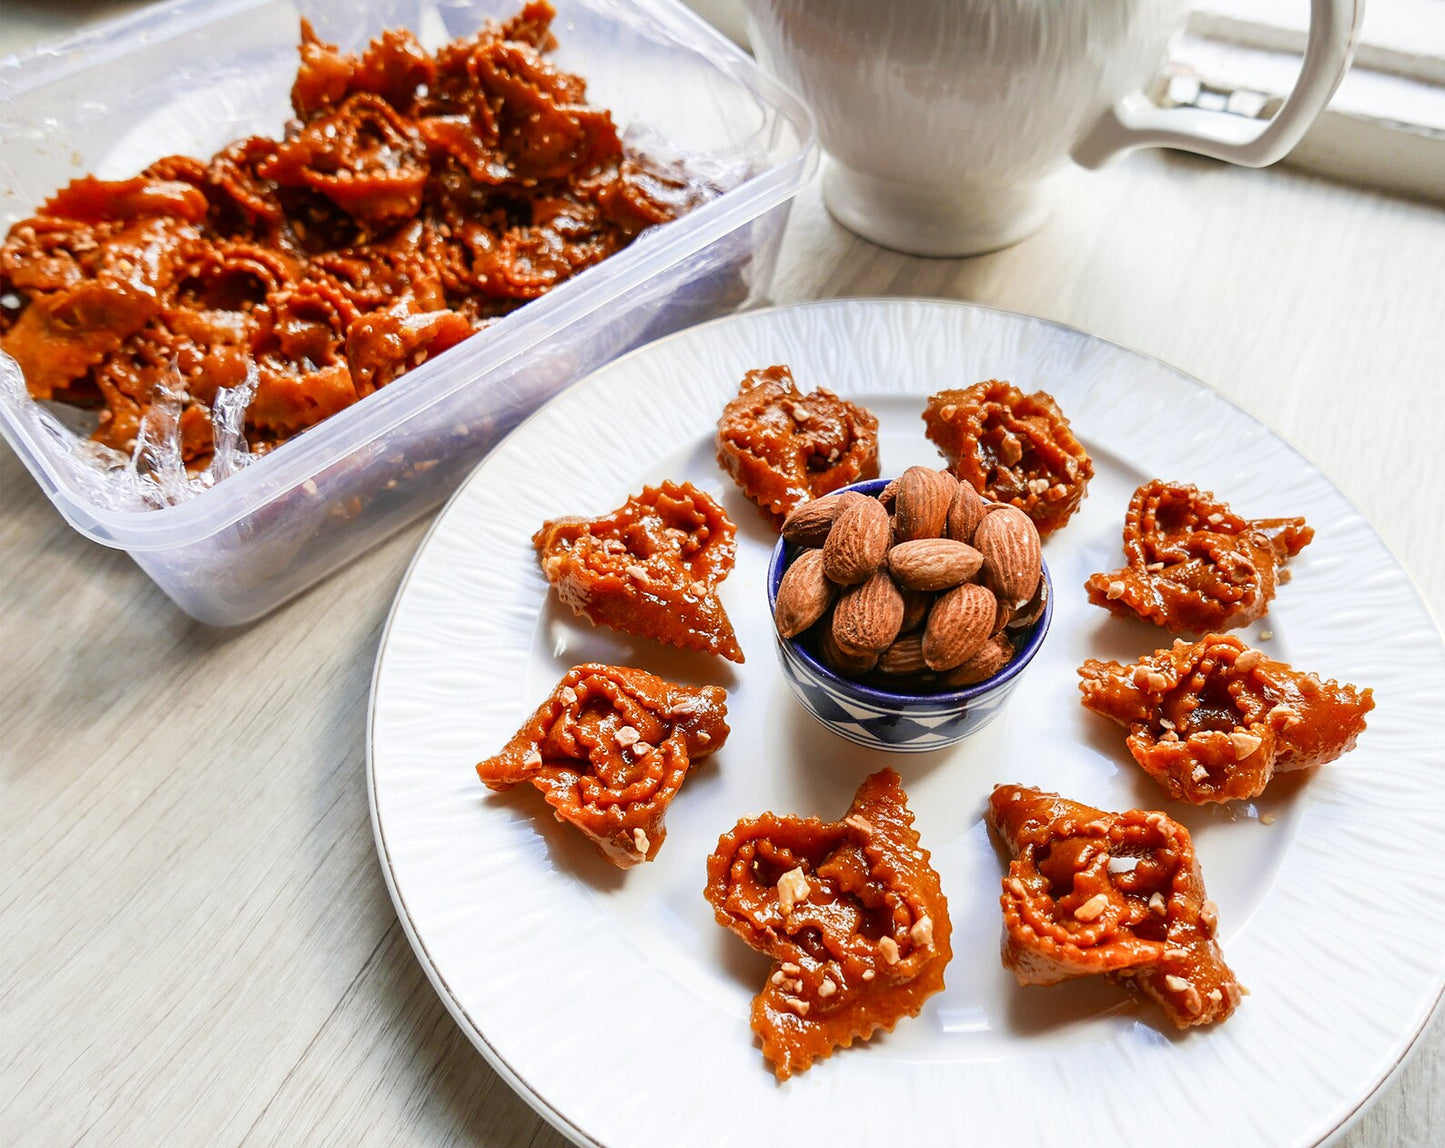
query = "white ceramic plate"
xmin=368 ymin=299 xmax=1445 ymax=1148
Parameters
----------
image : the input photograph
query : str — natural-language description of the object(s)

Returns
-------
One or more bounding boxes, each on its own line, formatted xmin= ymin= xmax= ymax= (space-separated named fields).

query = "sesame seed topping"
xmin=878 ymin=937 xmax=900 ymax=965
xmin=1073 ymin=893 xmax=1109 ymax=921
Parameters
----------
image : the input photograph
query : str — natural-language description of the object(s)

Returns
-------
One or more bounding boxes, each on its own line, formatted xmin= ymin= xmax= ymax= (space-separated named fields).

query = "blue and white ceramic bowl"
xmin=767 ymin=479 xmax=1053 ymax=753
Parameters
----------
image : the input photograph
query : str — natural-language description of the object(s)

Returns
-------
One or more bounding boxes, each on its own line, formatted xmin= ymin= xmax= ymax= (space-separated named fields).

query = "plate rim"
xmin=367 ymin=296 xmax=1445 ymax=1148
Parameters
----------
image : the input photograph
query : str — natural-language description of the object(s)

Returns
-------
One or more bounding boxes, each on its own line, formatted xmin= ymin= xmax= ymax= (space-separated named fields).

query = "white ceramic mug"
xmin=743 ymin=0 xmax=1364 ymax=255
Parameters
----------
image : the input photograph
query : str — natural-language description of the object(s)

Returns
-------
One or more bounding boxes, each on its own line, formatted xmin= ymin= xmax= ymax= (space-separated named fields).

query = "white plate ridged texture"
xmin=369 ymin=299 xmax=1445 ymax=1148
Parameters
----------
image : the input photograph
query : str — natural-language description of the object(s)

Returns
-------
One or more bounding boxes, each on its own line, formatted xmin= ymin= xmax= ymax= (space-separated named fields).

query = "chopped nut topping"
xmin=861 ymin=969 xmax=876 ymax=981
xmin=1191 ymin=764 xmax=1209 ymax=783
xmin=770 ymin=970 xmax=786 ymax=986
xmin=625 ymin=563 xmax=648 ymax=581
xmin=1182 ymin=985 xmax=1203 ymax=1015
xmin=615 ymin=725 xmax=641 ymax=748
xmin=559 ymin=687 xmax=578 ymax=706
xmin=1234 ymin=649 xmax=1263 ymax=673
xmin=1230 ymin=731 xmax=1263 ymax=759
xmin=780 ymin=962 xmax=802 ymax=976
xmin=818 ymin=977 xmax=837 ymax=999
xmin=522 ymin=747 xmax=543 ymax=768
xmin=776 ymin=868 xmax=811 ymax=913
xmin=939 ymin=404 xmax=957 ymax=421
xmin=910 ymin=916 xmax=934 ymax=949
xmin=1148 ymin=892 xmax=1168 ymax=916
xmin=878 ymin=937 xmax=901 ymax=965
xmin=1145 ymin=671 xmax=1170 ymax=693
xmin=1008 ymin=877 xmax=1028 ymax=898
xmin=1106 ymin=580 xmax=1126 ymax=600
xmin=632 ymin=827 xmax=650 ymax=855
xmin=1208 ymin=988 xmax=1224 ymax=1004
xmin=844 ymin=814 xmax=873 ymax=834
xmin=669 ymin=697 xmax=702 ymax=716
xmin=1073 ymin=892 xmax=1109 ymax=921
xmin=1201 ymin=900 xmax=1219 ymax=929
xmin=1163 ymin=974 xmax=1190 ymax=993
xmin=784 ymin=996 xmax=810 ymax=1017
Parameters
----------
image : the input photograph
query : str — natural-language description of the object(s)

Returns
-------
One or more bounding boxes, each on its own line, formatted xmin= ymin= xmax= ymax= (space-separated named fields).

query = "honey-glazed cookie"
xmin=987 ymin=784 xmax=1242 ymax=1028
xmin=705 ymin=769 xmax=951 ymax=1079
xmin=716 ymin=365 xmax=880 ymax=528
xmin=1085 ymin=480 xmax=1312 ymax=633
xmin=535 ymin=480 xmax=744 ymax=662
xmin=1079 ymin=634 xmax=1373 ymax=803
xmin=922 ymin=380 xmax=1091 ymax=537
xmin=477 ymin=663 xmax=728 ymax=867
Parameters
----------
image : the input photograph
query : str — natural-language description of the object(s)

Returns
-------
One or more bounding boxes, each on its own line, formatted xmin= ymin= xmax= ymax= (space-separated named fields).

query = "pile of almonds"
xmin=773 ymin=466 xmax=1047 ymax=690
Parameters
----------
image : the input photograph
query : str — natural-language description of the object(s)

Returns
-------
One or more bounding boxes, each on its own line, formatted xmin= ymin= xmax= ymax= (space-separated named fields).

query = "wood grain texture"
xmin=0 ymin=6 xmax=1441 ymax=1146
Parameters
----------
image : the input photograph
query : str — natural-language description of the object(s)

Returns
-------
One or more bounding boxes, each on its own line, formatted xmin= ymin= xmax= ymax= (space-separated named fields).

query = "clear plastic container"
xmin=0 ymin=0 xmax=815 ymax=624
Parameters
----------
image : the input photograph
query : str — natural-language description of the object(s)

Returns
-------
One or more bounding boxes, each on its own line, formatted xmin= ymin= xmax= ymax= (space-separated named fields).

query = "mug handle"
xmin=1072 ymin=0 xmax=1365 ymax=169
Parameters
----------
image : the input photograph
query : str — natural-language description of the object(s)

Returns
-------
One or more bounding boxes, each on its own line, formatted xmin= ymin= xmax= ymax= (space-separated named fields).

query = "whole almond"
xmin=974 ymin=505 xmax=1043 ymax=607
xmin=889 ymin=538 xmax=984 ymax=591
xmin=898 ymin=587 xmax=932 ymax=633
xmin=774 ymin=549 xmax=836 ymax=638
xmin=922 ymin=582 xmax=997 ymax=670
xmin=819 ymin=623 xmax=880 ymax=675
xmin=894 ymin=466 xmax=954 ymax=542
xmin=822 ymin=496 xmax=891 ymax=585
xmin=939 ymin=635 xmax=1015 ymax=687
xmin=833 ymin=569 xmax=905 ymax=654
xmin=946 ymin=481 xmax=987 ymax=543
xmin=781 ymin=491 xmax=862 ymax=548
xmin=877 ymin=633 xmax=927 ymax=676
xmin=1007 ymin=573 xmax=1049 ymax=631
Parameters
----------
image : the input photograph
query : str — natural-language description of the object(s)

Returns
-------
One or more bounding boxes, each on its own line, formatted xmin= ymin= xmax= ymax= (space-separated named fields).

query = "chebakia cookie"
xmin=1079 ymin=634 xmax=1373 ymax=803
xmin=705 ymin=769 xmax=951 ymax=1078
xmin=1085 ymin=480 xmax=1313 ymax=633
xmin=987 ymin=784 xmax=1243 ymax=1028
xmin=716 ymin=365 xmax=880 ymax=527
xmin=535 ymin=480 xmax=744 ymax=662
xmin=922 ymin=380 xmax=1092 ymax=537
xmin=477 ymin=664 xmax=728 ymax=867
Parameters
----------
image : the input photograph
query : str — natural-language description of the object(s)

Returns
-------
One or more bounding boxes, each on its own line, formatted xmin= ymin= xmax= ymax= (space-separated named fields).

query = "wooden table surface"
xmin=3 ymin=8 xmax=1443 ymax=1148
